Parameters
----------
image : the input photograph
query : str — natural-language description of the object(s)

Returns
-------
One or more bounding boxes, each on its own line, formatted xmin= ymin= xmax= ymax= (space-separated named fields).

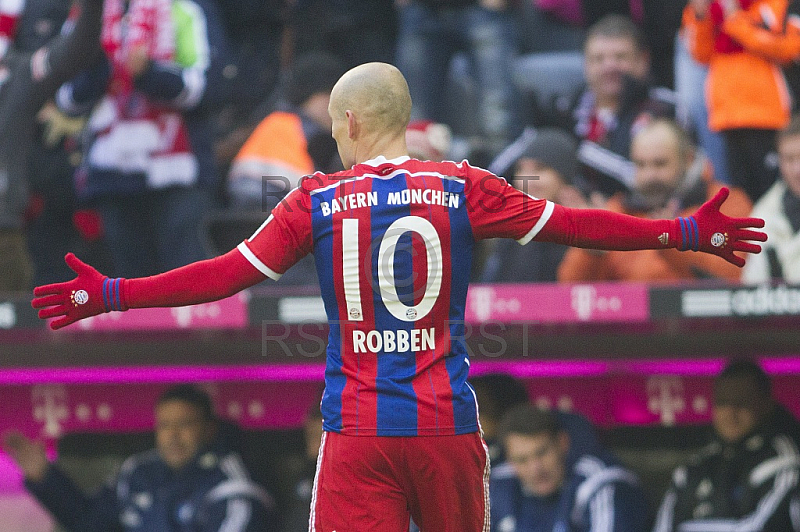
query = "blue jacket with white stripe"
xmin=26 ymin=445 xmax=276 ymax=531
xmin=653 ymin=407 xmax=800 ymax=532
xmin=490 ymin=454 xmax=651 ymax=532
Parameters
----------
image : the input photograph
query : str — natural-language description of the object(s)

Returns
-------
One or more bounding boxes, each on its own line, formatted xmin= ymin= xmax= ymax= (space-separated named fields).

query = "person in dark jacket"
xmin=477 ymin=127 xmax=585 ymax=283
xmin=653 ymin=359 xmax=800 ymax=532
xmin=554 ymin=14 xmax=675 ymax=199
xmin=395 ymin=0 xmax=519 ymax=156
xmin=491 ymin=404 xmax=650 ymax=532
xmin=471 ymin=373 xmax=606 ymax=468
xmin=3 ymin=384 xmax=276 ymax=532
xmin=0 ymin=0 xmax=103 ymax=291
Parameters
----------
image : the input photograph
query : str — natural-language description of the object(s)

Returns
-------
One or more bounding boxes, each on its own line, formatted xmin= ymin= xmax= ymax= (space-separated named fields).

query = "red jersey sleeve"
xmin=463 ymin=164 xmax=554 ymax=243
xmin=236 ymin=185 xmax=314 ymax=280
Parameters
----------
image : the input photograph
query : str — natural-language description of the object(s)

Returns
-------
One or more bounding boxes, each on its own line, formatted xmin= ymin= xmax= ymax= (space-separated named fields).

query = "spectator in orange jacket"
xmin=227 ymin=52 xmax=345 ymax=209
xmin=558 ymin=118 xmax=753 ymax=282
xmin=682 ymin=0 xmax=800 ymax=202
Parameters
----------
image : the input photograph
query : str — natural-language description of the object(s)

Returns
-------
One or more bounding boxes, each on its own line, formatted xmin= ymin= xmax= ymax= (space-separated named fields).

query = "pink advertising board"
xmin=465 ymin=283 xmax=650 ymax=323
xmin=58 ymin=293 xmax=249 ymax=331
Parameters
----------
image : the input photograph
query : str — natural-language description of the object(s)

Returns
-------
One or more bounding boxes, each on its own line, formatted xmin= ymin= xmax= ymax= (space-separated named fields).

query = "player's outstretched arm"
xmin=538 ymin=187 xmax=767 ymax=267
xmin=675 ymin=187 xmax=766 ymax=266
xmin=32 ymin=250 xmax=265 ymax=330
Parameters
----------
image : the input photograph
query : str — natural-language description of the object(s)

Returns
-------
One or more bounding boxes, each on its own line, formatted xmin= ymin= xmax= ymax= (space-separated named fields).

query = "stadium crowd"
xmin=2 ymin=0 xmax=798 ymax=291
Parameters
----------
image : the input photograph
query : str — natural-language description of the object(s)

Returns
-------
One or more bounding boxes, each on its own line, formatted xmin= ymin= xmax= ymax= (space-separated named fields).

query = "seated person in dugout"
xmin=491 ymin=404 xmax=651 ymax=531
xmin=3 ymin=384 xmax=277 ymax=531
xmin=653 ymin=359 xmax=800 ymax=532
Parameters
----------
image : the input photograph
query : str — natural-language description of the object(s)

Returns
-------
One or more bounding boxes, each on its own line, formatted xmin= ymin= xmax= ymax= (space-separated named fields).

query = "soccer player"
xmin=32 ymin=63 xmax=767 ymax=532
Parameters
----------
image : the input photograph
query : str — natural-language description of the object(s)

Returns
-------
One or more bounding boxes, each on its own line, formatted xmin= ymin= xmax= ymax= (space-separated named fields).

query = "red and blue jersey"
xmin=237 ymin=156 xmax=553 ymax=436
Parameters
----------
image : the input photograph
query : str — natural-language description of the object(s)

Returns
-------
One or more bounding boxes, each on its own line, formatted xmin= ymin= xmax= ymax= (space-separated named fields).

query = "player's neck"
xmin=352 ymin=135 xmax=408 ymax=167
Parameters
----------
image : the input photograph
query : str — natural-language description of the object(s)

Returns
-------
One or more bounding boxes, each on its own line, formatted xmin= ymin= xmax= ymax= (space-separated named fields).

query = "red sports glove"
xmin=675 ymin=187 xmax=767 ymax=267
xmin=31 ymin=253 xmax=127 ymax=330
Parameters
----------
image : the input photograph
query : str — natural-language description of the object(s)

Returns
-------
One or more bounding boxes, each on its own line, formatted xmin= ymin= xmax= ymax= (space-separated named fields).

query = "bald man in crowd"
xmin=559 ymin=118 xmax=754 ymax=282
xmin=31 ymin=63 xmax=766 ymax=531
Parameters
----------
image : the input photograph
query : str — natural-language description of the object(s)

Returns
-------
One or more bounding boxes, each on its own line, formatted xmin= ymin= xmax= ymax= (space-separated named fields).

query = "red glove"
xmin=31 ymin=253 xmax=127 ymax=330
xmin=676 ymin=187 xmax=767 ymax=267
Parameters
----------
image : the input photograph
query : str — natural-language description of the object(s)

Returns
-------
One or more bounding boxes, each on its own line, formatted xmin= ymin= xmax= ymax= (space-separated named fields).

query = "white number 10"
xmin=342 ymin=216 xmax=443 ymax=322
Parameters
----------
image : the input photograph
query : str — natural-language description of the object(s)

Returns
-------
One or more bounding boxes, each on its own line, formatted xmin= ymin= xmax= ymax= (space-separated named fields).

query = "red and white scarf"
xmin=88 ymin=0 xmax=196 ymax=188
xmin=0 ymin=0 xmax=25 ymax=59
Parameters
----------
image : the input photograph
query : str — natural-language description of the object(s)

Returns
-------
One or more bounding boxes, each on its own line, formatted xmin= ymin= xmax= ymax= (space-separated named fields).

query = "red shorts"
xmin=309 ymin=431 xmax=490 ymax=532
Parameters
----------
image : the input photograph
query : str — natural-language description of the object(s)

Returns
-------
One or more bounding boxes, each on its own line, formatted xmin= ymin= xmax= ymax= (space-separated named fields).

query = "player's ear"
xmin=346 ymin=110 xmax=358 ymax=140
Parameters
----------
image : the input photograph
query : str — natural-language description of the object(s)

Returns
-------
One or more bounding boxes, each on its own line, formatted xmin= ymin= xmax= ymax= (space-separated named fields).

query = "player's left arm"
xmin=536 ymin=188 xmax=767 ymax=267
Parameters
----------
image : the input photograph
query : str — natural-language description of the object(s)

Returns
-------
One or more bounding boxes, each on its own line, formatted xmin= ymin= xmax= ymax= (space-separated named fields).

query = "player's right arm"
xmin=32 ymin=184 xmax=315 ymax=330
xmin=31 ymin=248 xmax=266 ymax=330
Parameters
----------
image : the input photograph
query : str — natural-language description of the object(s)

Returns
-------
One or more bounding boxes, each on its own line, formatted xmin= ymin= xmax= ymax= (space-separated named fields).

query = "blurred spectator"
xmin=223 ymin=52 xmax=344 ymax=287
xmin=682 ymin=0 xmax=800 ymax=202
xmin=0 ymin=0 xmax=103 ymax=291
xmin=11 ymin=0 xmax=111 ymax=286
xmin=405 ymin=119 xmax=453 ymax=162
xmin=491 ymin=404 xmax=651 ymax=532
xmin=289 ymin=0 xmax=396 ymax=70
xmin=523 ymin=1 xmax=683 ymax=89
xmin=742 ymin=114 xmax=800 ymax=284
xmin=640 ymin=0 xmax=686 ymax=90
xmin=477 ymin=128 xmax=587 ymax=283
xmin=215 ymin=0 xmax=393 ymax=181
xmin=26 ymin=101 xmax=110 ymax=287
xmin=580 ymin=0 xmax=643 ymax=27
xmin=653 ymin=359 xmax=800 ymax=532
xmin=471 ymin=373 xmax=605 ymax=467
xmin=56 ymin=0 xmax=233 ymax=278
xmin=215 ymin=0 xmax=284 ymax=124
xmin=209 ymin=0 xmax=285 ymax=184
xmin=519 ymin=0 xmax=585 ymax=54
xmin=674 ymin=25 xmax=730 ymax=185
xmin=556 ymin=14 xmax=675 ymax=198
xmin=558 ymin=118 xmax=752 ymax=282
xmin=0 ymin=0 xmax=24 ymax=60
xmin=396 ymin=0 xmax=519 ymax=156
xmin=281 ymin=403 xmax=323 ymax=532
xmin=3 ymin=384 xmax=277 ymax=531
xmin=579 ymin=1 xmax=685 ymax=89
xmin=227 ymin=52 xmax=345 ymax=209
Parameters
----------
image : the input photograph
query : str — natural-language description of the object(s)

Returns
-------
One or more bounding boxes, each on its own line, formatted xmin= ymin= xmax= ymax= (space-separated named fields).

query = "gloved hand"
xmin=675 ymin=187 xmax=767 ymax=267
xmin=31 ymin=253 xmax=126 ymax=330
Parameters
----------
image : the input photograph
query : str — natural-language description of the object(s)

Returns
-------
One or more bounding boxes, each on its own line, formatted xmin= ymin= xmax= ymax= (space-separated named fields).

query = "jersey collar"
xmin=359 ymin=155 xmax=411 ymax=168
